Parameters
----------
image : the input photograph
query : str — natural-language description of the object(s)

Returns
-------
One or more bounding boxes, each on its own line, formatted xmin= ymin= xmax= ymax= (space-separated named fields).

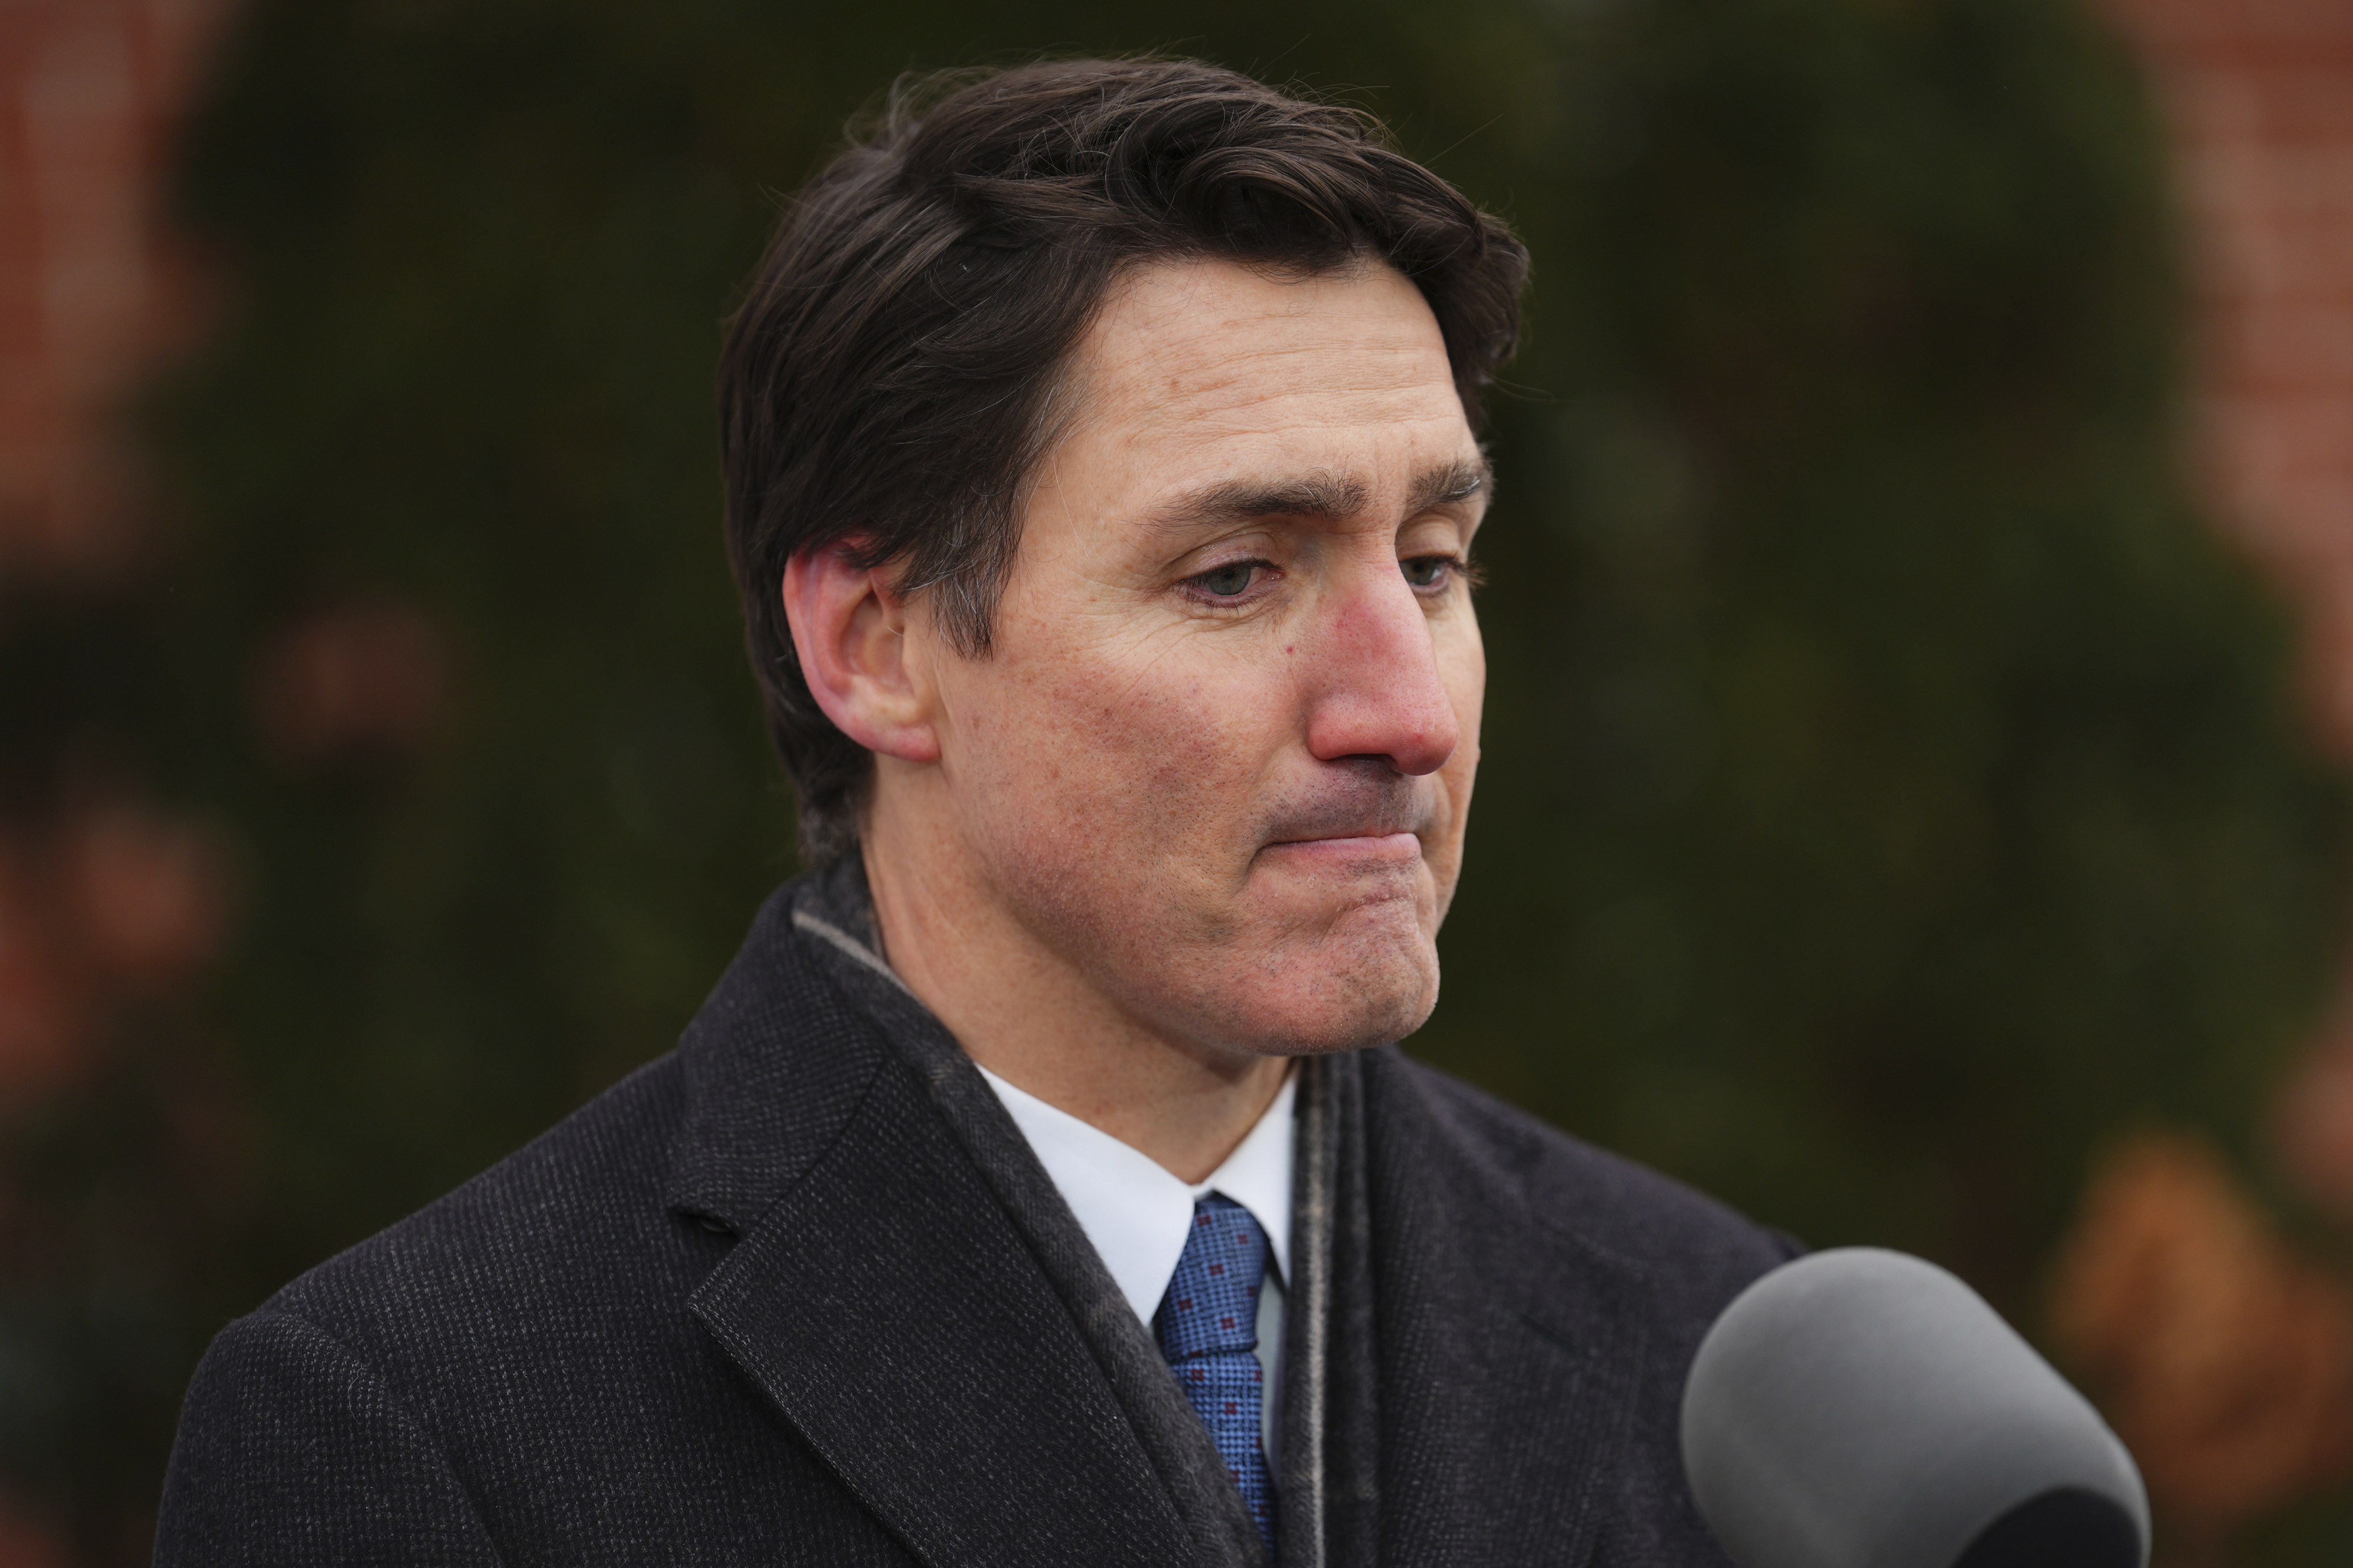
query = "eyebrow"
xmin=1146 ymin=458 xmax=1492 ymax=533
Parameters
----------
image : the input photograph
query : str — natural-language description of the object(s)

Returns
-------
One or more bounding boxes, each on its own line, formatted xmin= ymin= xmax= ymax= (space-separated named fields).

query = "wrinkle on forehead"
xmin=1019 ymin=256 xmax=1484 ymax=571
xmin=1074 ymin=258 xmax=1458 ymax=433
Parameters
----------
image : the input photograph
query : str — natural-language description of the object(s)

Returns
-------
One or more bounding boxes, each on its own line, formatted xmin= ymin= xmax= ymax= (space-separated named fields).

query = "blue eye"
xmin=1402 ymin=555 xmax=1456 ymax=588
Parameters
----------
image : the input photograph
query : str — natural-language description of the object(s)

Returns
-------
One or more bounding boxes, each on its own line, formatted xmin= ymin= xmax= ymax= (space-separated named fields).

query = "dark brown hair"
xmin=718 ymin=56 xmax=1528 ymax=860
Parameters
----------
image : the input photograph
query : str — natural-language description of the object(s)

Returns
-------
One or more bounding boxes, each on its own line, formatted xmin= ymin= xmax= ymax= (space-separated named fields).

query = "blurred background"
xmin=2 ymin=0 xmax=2351 ymax=1561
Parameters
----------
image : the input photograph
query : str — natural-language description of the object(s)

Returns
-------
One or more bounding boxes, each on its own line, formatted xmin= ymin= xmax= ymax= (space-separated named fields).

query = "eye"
xmin=1401 ymin=554 xmax=1461 ymax=590
xmin=1189 ymin=560 xmax=1267 ymax=599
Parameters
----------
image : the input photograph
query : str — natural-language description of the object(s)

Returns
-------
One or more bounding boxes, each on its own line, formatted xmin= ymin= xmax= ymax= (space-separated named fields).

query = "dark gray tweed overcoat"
xmin=155 ymin=864 xmax=1791 ymax=1566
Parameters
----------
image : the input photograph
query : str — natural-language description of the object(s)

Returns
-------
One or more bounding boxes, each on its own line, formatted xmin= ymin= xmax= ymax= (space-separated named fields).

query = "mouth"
xmin=1253 ymin=771 xmax=1440 ymax=870
xmin=1258 ymin=830 xmax=1424 ymax=865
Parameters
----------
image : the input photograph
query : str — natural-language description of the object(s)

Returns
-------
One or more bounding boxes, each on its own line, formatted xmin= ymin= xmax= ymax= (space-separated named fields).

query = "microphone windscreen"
xmin=1680 ymin=1248 xmax=2148 ymax=1568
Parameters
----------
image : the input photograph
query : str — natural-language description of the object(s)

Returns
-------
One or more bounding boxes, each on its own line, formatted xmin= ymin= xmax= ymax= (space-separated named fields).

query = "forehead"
xmin=1057 ymin=257 xmax=1477 ymax=499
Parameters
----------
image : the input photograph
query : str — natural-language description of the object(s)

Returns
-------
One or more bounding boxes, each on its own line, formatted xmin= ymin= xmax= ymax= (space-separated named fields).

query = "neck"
xmin=858 ymin=805 xmax=1289 ymax=1186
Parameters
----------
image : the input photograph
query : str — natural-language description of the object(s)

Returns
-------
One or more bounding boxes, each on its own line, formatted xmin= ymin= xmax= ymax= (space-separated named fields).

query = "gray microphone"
xmin=1681 ymin=1247 xmax=2149 ymax=1568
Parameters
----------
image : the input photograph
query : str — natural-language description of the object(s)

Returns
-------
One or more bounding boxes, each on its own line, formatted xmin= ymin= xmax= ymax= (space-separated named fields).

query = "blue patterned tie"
xmin=1156 ymin=1195 xmax=1278 ymax=1559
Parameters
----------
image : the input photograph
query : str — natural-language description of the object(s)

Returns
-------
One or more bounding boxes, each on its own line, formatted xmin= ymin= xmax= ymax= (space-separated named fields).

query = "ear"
xmin=781 ymin=539 xmax=942 ymax=765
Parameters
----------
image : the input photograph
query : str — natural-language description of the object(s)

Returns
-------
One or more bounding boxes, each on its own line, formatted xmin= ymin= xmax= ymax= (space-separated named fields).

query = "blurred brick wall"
xmin=2101 ymin=0 xmax=2353 ymax=745
xmin=0 ymin=0 xmax=233 ymax=581
xmin=2065 ymin=7 xmax=2353 ymax=1553
xmin=0 ymin=12 xmax=241 ymax=1560
xmin=2097 ymin=0 xmax=2353 ymax=1222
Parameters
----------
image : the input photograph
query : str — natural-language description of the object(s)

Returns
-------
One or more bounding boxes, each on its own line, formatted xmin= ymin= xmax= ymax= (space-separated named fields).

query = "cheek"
xmin=948 ymin=635 xmax=1281 ymax=865
xmin=1442 ymin=625 xmax=1485 ymax=794
xmin=1449 ymin=659 xmax=1484 ymax=767
xmin=1427 ymin=630 xmax=1485 ymax=894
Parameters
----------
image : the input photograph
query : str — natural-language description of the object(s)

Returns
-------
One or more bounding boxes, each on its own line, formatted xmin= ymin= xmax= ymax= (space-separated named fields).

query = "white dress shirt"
xmin=976 ymin=1065 xmax=1295 ymax=1458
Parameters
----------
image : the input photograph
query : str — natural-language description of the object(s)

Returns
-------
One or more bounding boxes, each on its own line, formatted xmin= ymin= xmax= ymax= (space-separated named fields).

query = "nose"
xmin=1299 ymin=562 xmax=1462 ymax=778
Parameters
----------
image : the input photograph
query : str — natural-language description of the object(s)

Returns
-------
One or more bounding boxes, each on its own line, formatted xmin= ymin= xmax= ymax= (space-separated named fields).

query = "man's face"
xmin=917 ymin=256 xmax=1487 ymax=1059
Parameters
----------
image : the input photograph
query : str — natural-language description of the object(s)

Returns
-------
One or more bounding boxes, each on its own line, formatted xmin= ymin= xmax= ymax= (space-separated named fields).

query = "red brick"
xmin=0 ymin=0 xmax=237 ymax=577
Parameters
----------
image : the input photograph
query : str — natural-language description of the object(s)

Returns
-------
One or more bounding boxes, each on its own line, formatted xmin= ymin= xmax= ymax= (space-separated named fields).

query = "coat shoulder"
xmin=262 ymin=1050 xmax=709 ymax=1357
xmin=259 ymin=882 xmax=884 ymax=1358
xmin=1377 ymin=1050 xmax=1797 ymax=1299
xmin=164 ymin=903 xmax=922 ymax=1567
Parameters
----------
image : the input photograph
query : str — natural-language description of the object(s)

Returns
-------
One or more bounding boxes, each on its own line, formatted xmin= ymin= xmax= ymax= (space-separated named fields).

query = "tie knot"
xmin=1156 ymin=1194 xmax=1271 ymax=1362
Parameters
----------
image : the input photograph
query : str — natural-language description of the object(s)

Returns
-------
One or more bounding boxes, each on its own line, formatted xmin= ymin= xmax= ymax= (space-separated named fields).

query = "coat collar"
xmin=661 ymin=882 xmax=886 ymax=1235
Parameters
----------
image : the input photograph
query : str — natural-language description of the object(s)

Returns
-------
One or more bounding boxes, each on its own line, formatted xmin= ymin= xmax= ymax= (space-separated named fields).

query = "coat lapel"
xmin=689 ymin=1059 xmax=1197 ymax=1568
xmin=666 ymin=887 xmax=1198 ymax=1568
xmin=1349 ymin=1049 xmax=1653 ymax=1568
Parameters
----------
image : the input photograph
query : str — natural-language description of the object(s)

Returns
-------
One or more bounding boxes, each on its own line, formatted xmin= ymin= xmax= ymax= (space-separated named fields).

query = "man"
xmin=157 ymin=58 xmax=1789 ymax=1566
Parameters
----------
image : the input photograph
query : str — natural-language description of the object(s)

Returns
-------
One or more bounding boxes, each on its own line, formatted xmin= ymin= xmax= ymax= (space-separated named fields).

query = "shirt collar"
xmin=976 ymin=1064 xmax=1295 ymax=1328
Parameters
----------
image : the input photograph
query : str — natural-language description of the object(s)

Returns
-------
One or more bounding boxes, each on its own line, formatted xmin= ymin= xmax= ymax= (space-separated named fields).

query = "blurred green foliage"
xmin=5 ymin=0 xmax=2345 ymax=1556
xmin=1434 ymin=0 xmax=2346 ymax=1300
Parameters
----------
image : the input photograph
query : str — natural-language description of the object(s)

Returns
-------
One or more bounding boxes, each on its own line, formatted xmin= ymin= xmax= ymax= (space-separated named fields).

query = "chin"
xmin=1202 ymin=920 xmax=1441 ymax=1057
xmin=1239 ymin=987 xmax=1436 ymax=1057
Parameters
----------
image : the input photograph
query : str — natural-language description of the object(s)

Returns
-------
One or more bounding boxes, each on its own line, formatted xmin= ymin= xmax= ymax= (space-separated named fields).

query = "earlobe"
xmin=780 ymin=541 xmax=942 ymax=765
